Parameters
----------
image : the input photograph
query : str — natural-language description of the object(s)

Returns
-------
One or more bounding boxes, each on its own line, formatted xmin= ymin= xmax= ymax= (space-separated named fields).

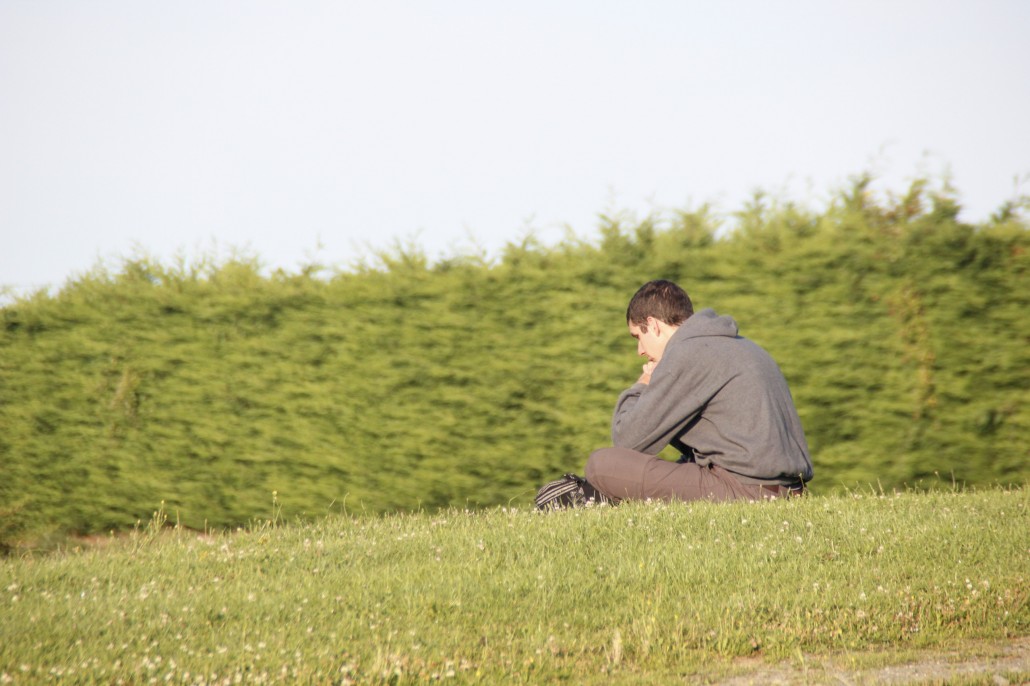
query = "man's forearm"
xmin=610 ymin=383 xmax=667 ymax=454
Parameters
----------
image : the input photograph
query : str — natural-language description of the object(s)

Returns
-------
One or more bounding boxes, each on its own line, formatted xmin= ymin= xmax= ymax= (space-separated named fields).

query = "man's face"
xmin=628 ymin=318 xmax=669 ymax=363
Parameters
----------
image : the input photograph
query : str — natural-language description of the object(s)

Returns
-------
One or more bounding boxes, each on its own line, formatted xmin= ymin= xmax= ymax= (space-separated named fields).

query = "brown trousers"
xmin=585 ymin=447 xmax=781 ymax=503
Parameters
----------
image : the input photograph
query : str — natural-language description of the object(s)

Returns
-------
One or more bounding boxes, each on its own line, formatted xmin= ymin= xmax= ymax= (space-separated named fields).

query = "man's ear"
xmin=646 ymin=316 xmax=662 ymax=336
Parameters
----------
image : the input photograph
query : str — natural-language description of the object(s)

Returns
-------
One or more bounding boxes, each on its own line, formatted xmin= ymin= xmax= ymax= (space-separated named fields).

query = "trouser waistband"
xmin=759 ymin=483 xmax=806 ymax=498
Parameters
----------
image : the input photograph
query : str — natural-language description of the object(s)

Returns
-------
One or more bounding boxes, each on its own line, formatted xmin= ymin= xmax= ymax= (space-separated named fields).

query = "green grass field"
xmin=2 ymin=488 xmax=1027 ymax=684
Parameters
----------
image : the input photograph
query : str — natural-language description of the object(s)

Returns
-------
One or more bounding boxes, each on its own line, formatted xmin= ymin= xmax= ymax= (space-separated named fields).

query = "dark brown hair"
xmin=626 ymin=280 xmax=694 ymax=331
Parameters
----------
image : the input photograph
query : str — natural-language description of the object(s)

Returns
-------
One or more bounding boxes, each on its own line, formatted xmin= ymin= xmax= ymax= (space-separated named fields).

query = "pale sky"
xmin=2 ymin=1 xmax=1029 ymax=299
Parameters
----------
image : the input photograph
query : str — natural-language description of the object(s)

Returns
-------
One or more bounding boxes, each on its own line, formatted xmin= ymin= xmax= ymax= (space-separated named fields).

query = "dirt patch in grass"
xmin=716 ymin=636 xmax=1029 ymax=685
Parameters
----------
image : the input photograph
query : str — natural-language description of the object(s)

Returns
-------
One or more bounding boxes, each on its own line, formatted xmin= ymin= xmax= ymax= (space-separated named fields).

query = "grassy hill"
xmin=1 ymin=175 xmax=1028 ymax=543
xmin=1 ymin=490 xmax=1027 ymax=684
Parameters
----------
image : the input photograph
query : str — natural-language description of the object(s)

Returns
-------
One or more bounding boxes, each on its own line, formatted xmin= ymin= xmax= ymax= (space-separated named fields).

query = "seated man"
xmin=539 ymin=279 xmax=812 ymax=508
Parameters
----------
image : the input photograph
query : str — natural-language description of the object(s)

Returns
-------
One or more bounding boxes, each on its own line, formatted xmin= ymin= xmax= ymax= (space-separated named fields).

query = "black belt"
xmin=760 ymin=483 xmax=806 ymax=498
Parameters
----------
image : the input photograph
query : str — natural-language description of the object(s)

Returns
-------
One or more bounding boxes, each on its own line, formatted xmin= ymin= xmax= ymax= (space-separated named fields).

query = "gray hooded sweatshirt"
xmin=612 ymin=308 xmax=813 ymax=485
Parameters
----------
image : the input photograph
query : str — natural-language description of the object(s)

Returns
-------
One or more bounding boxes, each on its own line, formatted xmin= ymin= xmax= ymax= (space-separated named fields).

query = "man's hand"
xmin=638 ymin=360 xmax=657 ymax=385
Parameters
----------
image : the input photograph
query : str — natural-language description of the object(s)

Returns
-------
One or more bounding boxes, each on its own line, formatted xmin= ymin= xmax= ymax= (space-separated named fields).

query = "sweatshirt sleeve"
xmin=610 ymin=347 xmax=713 ymax=454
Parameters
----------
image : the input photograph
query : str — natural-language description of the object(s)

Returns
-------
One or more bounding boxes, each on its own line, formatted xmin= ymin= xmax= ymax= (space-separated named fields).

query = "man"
xmin=578 ymin=279 xmax=812 ymax=504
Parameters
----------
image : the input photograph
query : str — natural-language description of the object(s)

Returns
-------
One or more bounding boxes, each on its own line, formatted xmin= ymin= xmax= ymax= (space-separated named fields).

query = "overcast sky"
xmin=2 ymin=1 xmax=1028 ymax=299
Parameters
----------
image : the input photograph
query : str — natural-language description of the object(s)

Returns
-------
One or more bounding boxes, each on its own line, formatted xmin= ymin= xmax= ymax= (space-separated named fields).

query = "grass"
xmin=1 ymin=488 xmax=1027 ymax=685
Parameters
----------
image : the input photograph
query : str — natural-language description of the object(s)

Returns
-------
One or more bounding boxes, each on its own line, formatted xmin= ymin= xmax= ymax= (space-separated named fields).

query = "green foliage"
xmin=1 ymin=176 xmax=1028 ymax=538
xmin=1 ymin=490 xmax=1027 ymax=683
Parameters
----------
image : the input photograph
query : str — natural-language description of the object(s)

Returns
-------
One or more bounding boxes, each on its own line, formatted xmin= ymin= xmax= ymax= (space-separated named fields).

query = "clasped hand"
xmin=638 ymin=360 xmax=657 ymax=385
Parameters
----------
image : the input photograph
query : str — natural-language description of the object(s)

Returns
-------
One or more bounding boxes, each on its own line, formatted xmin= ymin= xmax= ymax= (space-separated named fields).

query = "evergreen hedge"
xmin=1 ymin=177 xmax=1027 ymax=541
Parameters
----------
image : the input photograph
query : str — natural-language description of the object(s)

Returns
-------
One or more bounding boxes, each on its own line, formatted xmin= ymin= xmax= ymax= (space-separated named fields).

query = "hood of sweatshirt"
xmin=674 ymin=308 xmax=739 ymax=341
